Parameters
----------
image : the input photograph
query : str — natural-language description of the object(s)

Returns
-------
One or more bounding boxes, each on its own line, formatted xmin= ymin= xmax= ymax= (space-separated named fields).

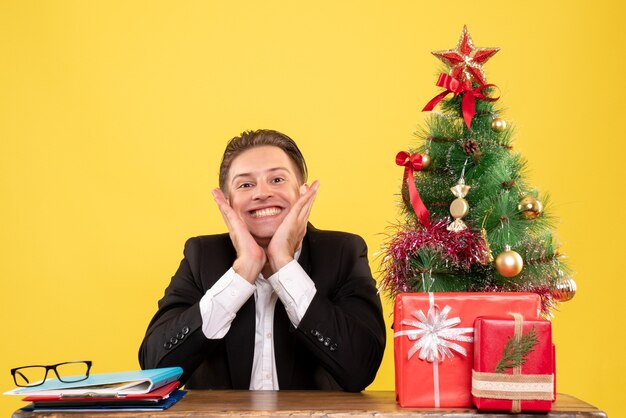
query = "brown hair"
xmin=219 ymin=129 xmax=308 ymax=193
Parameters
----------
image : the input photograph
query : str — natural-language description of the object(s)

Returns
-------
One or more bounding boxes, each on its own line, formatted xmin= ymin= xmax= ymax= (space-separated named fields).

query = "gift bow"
xmin=422 ymin=73 xmax=500 ymax=129
xmin=395 ymin=304 xmax=474 ymax=362
xmin=395 ymin=151 xmax=431 ymax=228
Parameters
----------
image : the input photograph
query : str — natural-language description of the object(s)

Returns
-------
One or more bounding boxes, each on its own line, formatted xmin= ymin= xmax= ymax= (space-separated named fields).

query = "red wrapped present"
xmin=472 ymin=314 xmax=555 ymax=412
xmin=393 ymin=292 xmax=540 ymax=408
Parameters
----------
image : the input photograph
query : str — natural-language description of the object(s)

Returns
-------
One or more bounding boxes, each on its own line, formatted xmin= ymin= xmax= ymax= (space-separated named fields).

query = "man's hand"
xmin=266 ymin=180 xmax=320 ymax=274
xmin=212 ymin=188 xmax=266 ymax=283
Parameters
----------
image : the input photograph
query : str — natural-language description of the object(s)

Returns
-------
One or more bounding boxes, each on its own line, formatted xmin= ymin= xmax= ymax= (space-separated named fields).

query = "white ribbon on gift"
xmin=393 ymin=293 xmax=474 ymax=407
xmin=394 ymin=301 xmax=474 ymax=362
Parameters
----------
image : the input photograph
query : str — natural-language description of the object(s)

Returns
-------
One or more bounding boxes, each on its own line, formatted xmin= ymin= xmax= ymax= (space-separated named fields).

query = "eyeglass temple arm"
xmin=16 ymin=371 xmax=30 ymax=384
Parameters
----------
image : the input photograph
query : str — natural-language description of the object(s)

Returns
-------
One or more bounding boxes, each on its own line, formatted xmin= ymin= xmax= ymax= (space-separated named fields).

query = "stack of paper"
xmin=5 ymin=367 xmax=185 ymax=412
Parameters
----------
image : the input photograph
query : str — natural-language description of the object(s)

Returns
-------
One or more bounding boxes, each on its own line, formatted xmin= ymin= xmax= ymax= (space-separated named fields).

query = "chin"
xmin=248 ymin=226 xmax=277 ymax=245
xmin=246 ymin=216 xmax=283 ymax=239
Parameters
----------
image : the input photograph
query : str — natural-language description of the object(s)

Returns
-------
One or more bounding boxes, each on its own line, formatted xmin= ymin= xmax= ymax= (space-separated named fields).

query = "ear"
xmin=216 ymin=187 xmax=231 ymax=204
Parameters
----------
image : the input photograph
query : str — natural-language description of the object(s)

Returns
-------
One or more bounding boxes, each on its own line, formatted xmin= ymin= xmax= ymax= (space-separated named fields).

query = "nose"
xmin=253 ymin=182 xmax=272 ymax=200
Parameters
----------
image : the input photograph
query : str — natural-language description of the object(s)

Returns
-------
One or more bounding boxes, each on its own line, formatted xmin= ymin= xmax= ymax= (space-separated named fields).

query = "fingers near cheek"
xmin=299 ymin=180 xmax=319 ymax=196
xmin=299 ymin=193 xmax=317 ymax=222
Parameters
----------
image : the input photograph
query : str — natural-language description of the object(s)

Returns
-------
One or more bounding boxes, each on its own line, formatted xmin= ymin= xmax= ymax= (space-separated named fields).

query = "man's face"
xmin=226 ymin=145 xmax=303 ymax=246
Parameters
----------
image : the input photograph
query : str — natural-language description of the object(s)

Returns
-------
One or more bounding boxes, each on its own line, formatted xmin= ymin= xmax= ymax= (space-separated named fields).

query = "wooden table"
xmin=12 ymin=390 xmax=607 ymax=417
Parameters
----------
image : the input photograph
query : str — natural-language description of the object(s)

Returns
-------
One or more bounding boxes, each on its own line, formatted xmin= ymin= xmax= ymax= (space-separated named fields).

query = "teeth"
xmin=252 ymin=207 xmax=282 ymax=218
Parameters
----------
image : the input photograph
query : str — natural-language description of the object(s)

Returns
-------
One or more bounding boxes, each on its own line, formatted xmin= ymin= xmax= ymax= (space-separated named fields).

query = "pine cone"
xmin=462 ymin=139 xmax=479 ymax=155
xmin=502 ymin=180 xmax=516 ymax=190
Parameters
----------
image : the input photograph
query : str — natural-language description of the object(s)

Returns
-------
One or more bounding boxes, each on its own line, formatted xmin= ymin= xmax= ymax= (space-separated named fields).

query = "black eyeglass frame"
xmin=10 ymin=361 xmax=92 ymax=387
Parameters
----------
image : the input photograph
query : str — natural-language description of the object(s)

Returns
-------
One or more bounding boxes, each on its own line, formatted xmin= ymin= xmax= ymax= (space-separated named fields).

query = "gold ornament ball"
xmin=495 ymin=248 xmax=524 ymax=277
xmin=553 ymin=276 xmax=577 ymax=302
xmin=491 ymin=118 xmax=507 ymax=132
xmin=518 ymin=196 xmax=543 ymax=219
xmin=421 ymin=153 xmax=431 ymax=169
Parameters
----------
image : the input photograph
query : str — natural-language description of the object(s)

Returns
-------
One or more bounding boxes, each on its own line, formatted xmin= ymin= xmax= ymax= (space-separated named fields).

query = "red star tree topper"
xmin=432 ymin=25 xmax=499 ymax=85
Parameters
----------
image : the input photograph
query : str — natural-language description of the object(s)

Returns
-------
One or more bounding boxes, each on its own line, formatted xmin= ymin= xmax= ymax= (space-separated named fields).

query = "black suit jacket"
xmin=138 ymin=225 xmax=386 ymax=392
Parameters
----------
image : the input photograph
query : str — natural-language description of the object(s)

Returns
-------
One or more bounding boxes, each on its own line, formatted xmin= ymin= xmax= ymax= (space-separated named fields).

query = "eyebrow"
xmin=230 ymin=167 xmax=291 ymax=185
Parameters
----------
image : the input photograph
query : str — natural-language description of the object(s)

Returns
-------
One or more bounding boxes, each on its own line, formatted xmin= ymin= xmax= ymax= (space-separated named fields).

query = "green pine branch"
xmin=494 ymin=325 xmax=539 ymax=373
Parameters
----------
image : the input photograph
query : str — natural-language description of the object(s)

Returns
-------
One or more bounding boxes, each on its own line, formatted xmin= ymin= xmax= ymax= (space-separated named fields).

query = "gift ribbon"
xmin=422 ymin=73 xmax=500 ymax=129
xmin=471 ymin=313 xmax=555 ymax=411
xmin=393 ymin=293 xmax=474 ymax=407
xmin=395 ymin=151 xmax=431 ymax=228
xmin=511 ymin=313 xmax=524 ymax=413
xmin=471 ymin=371 xmax=555 ymax=401
xmin=395 ymin=304 xmax=474 ymax=362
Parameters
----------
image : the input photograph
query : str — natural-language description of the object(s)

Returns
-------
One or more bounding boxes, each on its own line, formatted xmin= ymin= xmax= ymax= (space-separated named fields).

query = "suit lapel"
xmin=225 ymin=293 xmax=255 ymax=388
xmin=274 ymin=302 xmax=296 ymax=389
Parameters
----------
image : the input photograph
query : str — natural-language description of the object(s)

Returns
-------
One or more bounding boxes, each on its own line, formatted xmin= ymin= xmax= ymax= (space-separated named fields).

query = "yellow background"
xmin=1 ymin=1 xmax=623 ymax=416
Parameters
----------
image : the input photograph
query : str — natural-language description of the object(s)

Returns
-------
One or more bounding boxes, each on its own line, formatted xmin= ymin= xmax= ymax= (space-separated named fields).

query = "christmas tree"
xmin=380 ymin=26 xmax=576 ymax=316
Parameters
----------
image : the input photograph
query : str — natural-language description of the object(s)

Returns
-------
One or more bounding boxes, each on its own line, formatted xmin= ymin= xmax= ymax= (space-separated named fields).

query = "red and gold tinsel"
xmin=380 ymin=219 xmax=490 ymax=296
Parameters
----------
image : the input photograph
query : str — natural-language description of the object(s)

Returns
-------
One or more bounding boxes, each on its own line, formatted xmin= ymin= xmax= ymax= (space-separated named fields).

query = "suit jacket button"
xmin=182 ymin=326 xmax=190 ymax=335
xmin=164 ymin=342 xmax=173 ymax=350
xmin=310 ymin=329 xmax=319 ymax=336
xmin=176 ymin=332 xmax=185 ymax=339
xmin=324 ymin=337 xmax=331 ymax=346
xmin=330 ymin=343 xmax=338 ymax=352
xmin=317 ymin=334 xmax=324 ymax=342
xmin=170 ymin=337 xmax=179 ymax=345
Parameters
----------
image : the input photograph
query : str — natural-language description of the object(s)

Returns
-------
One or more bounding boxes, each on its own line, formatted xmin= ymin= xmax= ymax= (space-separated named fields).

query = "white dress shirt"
xmin=198 ymin=256 xmax=316 ymax=390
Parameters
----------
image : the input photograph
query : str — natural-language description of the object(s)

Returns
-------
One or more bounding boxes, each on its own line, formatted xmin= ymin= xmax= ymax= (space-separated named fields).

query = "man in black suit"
xmin=139 ymin=129 xmax=386 ymax=391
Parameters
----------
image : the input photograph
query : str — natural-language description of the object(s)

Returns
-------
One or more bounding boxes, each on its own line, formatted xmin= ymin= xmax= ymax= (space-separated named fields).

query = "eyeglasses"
xmin=10 ymin=361 xmax=92 ymax=387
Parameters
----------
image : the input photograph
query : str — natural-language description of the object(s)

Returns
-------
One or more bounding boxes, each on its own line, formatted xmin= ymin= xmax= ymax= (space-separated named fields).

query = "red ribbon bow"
xmin=396 ymin=151 xmax=431 ymax=228
xmin=422 ymin=73 xmax=499 ymax=129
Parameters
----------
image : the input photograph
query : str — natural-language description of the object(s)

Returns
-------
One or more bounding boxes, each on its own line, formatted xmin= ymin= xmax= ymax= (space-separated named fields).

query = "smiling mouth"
xmin=250 ymin=207 xmax=282 ymax=218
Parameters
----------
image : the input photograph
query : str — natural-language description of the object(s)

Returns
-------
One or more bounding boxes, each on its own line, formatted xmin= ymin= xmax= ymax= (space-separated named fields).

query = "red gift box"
xmin=472 ymin=315 xmax=555 ymax=412
xmin=393 ymin=292 xmax=540 ymax=408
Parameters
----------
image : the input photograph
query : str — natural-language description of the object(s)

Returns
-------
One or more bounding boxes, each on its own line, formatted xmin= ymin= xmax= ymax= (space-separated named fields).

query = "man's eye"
xmin=237 ymin=182 xmax=253 ymax=189
xmin=271 ymin=177 xmax=285 ymax=184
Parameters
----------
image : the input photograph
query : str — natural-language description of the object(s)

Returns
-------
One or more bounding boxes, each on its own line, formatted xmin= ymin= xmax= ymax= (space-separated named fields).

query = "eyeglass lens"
xmin=13 ymin=366 xmax=48 ymax=387
xmin=55 ymin=362 xmax=90 ymax=382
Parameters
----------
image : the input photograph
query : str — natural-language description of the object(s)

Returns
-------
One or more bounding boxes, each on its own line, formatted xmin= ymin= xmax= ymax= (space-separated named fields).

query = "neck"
xmin=253 ymin=237 xmax=272 ymax=278
xmin=261 ymin=263 xmax=273 ymax=279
